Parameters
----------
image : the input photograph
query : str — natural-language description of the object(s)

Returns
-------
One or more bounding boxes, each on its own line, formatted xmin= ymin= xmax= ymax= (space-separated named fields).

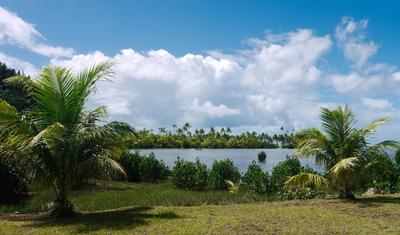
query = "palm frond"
xmin=329 ymin=157 xmax=359 ymax=184
xmin=361 ymin=117 xmax=390 ymax=135
xmin=225 ymin=180 xmax=239 ymax=193
xmin=373 ymin=140 xmax=400 ymax=150
xmin=81 ymin=156 xmax=126 ymax=178
xmin=0 ymin=101 xmax=33 ymax=140
xmin=4 ymin=75 xmax=34 ymax=93
xmin=284 ymin=172 xmax=327 ymax=189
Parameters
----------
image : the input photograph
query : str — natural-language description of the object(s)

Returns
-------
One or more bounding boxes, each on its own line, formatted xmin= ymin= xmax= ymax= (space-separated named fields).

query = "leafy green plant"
xmin=139 ymin=153 xmax=170 ymax=183
xmin=371 ymin=180 xmax=391 ymax=192
xmin=172 ymin=157 xmax=208 ymax=190
xmin=208 ymin=159 xmax=241 ymax=191
xmin=270 ymin=156 xmax=302 ymax=191
xmin=0 ymin=62 xmax=134 ymax=217
xmin=257 ymin=151 xmax=267 ymax=162
xmin=242 ymin=161 xmax=270 ymax=194
xmin=0 ymin=159 xmax=28 ymax=203
xmin=225 ymin=180 xmax=240 ymax=193
xmin=292 ymin=105 xmax=398 ymax=198
xmin=118 ymin=151 xmax=143 ymax=182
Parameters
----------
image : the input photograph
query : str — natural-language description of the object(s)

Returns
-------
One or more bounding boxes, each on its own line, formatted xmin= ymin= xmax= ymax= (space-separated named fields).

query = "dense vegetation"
xmin=0 ymin=62 xmax=134 ymax=217
xmin=128 ymin=124 xmax=295 ymax=149
xmin=171 ymin=157 xmax=208 ymax=190
xmin=0 ymin=62 xmax=31 ymax=111
xmin=285 ymin=105 xmax=398 ymax=198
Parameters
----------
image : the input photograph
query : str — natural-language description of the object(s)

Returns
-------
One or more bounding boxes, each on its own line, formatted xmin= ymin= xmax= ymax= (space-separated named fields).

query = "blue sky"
xmin=0 ymin=1 xmax=400 ymax=140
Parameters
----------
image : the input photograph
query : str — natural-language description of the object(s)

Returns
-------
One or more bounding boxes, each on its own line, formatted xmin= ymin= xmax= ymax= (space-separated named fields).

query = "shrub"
xmin=360 ymin=147 xmax=399 ymax=192
xmin=208 ymin=159 xmax=241 ymax=191
xmin=138 ymin=153 xmax=170 ymax=183
xmin=118 ymin=151 xmax=143 ymax=182
xmin=270 ymin=156 xmax=302 ymax=191
xmin=395 ymin=150 xmax=400 ymax=167
xmin=243 ymin=161 xmax=270 ymax=194
xmin=172 ymin=157 xmax=208 ymax=190
xmin=0 ymin=159 xmax=28 ymax=203
xmin=257 ymin=151 xmax=267 ymax=162
xmin=371 ymin=180 xmax=391 ymax=192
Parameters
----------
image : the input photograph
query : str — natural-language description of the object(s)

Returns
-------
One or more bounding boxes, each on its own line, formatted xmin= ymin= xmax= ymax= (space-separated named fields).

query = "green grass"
xmin=0 ymin=180 xmax=268 ymax=213
xmin=1 ymin=195 xmax=400 ymax=234
xmin=2 ymin=181 xmax=400 ymax=234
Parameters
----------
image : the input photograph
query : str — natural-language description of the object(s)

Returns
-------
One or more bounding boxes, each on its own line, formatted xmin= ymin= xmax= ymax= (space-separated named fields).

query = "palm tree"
xmin=0 ymin=62 xmax=134 ymax=217
xmin=285 ymin=105 xmax=397 ymax=199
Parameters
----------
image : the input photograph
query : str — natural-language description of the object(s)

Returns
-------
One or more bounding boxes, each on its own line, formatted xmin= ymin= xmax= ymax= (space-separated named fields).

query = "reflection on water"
xmin=138 ymin=149 xmax=320 ymax=173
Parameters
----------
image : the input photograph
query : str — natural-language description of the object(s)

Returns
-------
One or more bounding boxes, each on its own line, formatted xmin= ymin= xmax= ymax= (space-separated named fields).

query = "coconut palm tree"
xmin=285 ymin=105 xmax=397 ymax=199
xmin=0 ymin=62 xmax=134 ymax=217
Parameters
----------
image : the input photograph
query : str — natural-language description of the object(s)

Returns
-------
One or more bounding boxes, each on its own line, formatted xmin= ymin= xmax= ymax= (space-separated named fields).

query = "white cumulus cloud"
xmin=0 ymin=6 xmax=74 ymax=58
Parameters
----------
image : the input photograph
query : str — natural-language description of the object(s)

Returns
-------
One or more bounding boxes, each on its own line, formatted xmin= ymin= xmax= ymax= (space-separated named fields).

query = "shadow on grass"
xmin=353 ymin=195 xmax=400 ymax=206
xmin=15 ymin=206 xmax=180 ymax=233
xmin=322 ymin=195 xmax=400 ymax=208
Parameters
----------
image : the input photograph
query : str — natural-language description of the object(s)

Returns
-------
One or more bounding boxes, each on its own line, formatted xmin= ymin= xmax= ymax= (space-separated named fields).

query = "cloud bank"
xmin=1 ymin=5 xmax=400 ymax=139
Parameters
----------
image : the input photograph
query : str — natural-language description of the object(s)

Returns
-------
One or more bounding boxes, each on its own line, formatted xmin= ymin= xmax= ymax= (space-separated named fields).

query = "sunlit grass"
xmin=1 ymin=195 xmax=400 ymax=234
xmin=0 ymin=180 xmax=268 ymax=213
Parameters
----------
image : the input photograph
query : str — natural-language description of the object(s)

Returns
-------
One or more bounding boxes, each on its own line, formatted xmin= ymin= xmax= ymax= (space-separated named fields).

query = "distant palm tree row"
xmin=128 ymin=124 xmax=295 ymax=149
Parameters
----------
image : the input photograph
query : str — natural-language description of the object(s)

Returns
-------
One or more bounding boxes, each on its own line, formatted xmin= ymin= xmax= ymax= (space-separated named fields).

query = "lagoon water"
xmin=138 ymin=148 xmax=320 ymax=174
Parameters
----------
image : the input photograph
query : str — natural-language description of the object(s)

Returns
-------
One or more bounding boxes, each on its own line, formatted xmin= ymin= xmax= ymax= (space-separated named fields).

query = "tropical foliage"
xmin=270 ymin=156 xmax=303 ymax=190
xmin=0 ymin=62 xmax=134 ymax=216
xmin=138 ymin=153 xmax=170 ymax=182
xmin=0 ymin=62 xmax=31 ymax=111
xmin=128 ymin=123 xmax=295 ymax=149
xmin=172 ymin=157 xmax=208 ymax=190
xmin=286 ymin=105 xmax=398 ymax=198
xmin=242 ymin=161 xmax=270 ymax=194
xmin=0 ymin=158 xmax=28 ymax=202
xmin=207 ymin=159 xmax=241 ymax=190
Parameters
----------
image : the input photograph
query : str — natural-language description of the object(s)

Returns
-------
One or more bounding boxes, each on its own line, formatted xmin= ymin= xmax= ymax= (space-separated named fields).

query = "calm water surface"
xmin=138 ymin=149 xmax=319 ymax=173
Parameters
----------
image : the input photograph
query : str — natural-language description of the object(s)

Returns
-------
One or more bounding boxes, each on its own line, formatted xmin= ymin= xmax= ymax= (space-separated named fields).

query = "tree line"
xmin=128 ymin=124 xmax=295 ymax=149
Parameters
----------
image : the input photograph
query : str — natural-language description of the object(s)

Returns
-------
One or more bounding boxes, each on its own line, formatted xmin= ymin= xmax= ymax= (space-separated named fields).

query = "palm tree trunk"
xmin=51 ymin=178 xmax=74 ymax=217
xmin=340 ymin=180 xmax=355 ymax=199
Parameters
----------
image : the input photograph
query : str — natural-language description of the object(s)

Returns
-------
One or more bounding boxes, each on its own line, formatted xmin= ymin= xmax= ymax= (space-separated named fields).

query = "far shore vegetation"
xmin=128 ymin=123 xmax=295 ymax=149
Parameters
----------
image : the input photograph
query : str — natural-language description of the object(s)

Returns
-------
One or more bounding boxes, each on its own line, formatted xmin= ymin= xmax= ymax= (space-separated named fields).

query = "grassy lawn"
xmin=1 ymin=196 xmax=400 ymax=234
xmin=0 ymin=181 xmax=268 ymax=214
xmin=1 ymin=181 xmax=400 ymax=234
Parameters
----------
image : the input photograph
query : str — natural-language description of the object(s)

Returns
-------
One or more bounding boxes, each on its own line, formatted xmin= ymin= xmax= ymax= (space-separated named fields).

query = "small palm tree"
xmin=225 ymin=180 xmax=239 ymax=193
xmin=286 ymin=105 xmax=397 ymax=199
xmin=0 ymin=62 xmax=134 ymax=217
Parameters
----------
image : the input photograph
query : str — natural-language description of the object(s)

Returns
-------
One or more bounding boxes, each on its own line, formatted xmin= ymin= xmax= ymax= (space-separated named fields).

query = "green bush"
xmin=0 ymin=159 xmax=28 ymax=203
xmin=371 ymin=180 xmax=391 ymax=192
xmin=208 ymin=159 xmax=241 ymax=191
xmin=257 ymin=151 xmax=267 ymax=162
xmin=361 ymin=147 xmax=398 ymax=192
xmin=395 ymin=150 xmax=400 ymax=167
xmin=270 ymin=156 xmax=302 ymax=191
xmin=242 ymin=161 xmax=270 ymax=194
xmin=138 ymin=153 xmax=170 ymax=183
xmin=171 ymin=157 xmax=208 ymax=190
xmin=118 ymin=151 xmax=143 ymax=182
